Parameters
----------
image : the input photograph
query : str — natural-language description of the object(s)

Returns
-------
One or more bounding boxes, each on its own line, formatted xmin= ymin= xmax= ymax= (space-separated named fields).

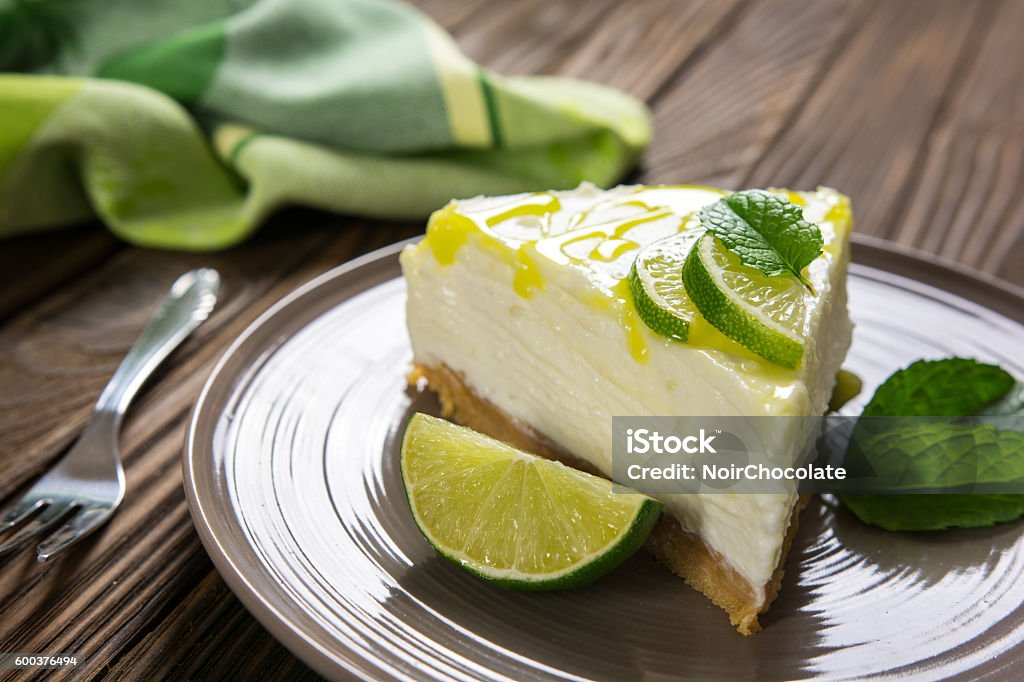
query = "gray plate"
xmin=185 ymin=235 xmax=1024 ymax=681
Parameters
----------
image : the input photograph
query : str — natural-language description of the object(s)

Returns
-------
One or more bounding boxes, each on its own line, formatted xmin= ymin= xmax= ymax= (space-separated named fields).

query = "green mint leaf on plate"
xmin=697 ymin=189 xmax=823 ymax=291
xmin=842 ymin=358 xmax=1024 ymax=531
xmin=861 ymin=358 xmax=1015 ymax=417
xmin=848 ymin=421 xmax=1024 ymax=492
xmin=839 ymin=495 xmax=1024 ymax=532
xmin=981 ymin=381 xmax=1024 ymax=416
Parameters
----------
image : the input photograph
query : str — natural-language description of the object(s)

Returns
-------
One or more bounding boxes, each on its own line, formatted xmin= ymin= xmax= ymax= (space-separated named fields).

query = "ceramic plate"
xmin=184 ymin=236 xmax=1024 ymax=681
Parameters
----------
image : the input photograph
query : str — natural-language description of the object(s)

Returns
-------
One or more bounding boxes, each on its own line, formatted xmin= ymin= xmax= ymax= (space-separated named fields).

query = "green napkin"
xmin=0 ymin=0 xmax=650 ymax=249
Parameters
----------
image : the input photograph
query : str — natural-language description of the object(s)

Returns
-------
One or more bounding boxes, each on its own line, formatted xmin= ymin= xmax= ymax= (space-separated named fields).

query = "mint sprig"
xmin=698 ymin=190 xmax=823 ymax=291
xmin=841 ymin=358 xmax=1024 ymax=531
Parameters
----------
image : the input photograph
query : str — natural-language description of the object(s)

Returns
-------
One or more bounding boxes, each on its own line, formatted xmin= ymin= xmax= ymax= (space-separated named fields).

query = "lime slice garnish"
xmin=683 ymin=233 xmax=810 ymax=368
xmin=628 ymin=231 xmax=701 ymax=341
xmin=401 ymin=413 xmax=662 ymax=589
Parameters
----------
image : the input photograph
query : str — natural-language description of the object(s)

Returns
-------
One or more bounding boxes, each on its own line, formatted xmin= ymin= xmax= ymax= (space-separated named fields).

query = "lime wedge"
xmin=683 ymin=233 xmax=809 ymax=368
xmin=401 ymin=413 xmax=661 ymax=589
xmin=628 ymin=231 xmax=701 ymax=341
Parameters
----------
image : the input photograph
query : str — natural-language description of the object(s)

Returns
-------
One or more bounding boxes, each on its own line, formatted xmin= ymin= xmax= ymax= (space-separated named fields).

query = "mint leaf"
xmin=842 ymin=494 xmax=1024 ymax=532
xmin=981 ymin=381 xmax=1024 ymax=416
xmin=698 ymin=190 xmax=823 ymax=290
xmin=861 ymin=358 xmax=1015 ymax=417
xmin=848 ymin=421 xmax=1024 ymax=491
xmin=841 ymin=358 xmax=1024 ymax=531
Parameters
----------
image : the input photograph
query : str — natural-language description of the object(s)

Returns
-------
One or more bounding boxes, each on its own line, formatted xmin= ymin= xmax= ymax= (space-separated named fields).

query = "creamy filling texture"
xmin=400 ymin=185 xmax=853 ymax=595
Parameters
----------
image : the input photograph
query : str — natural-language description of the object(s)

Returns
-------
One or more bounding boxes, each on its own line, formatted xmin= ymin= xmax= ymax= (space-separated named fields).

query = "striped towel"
xmin=0 ymin=0 xmax=651 ymax=249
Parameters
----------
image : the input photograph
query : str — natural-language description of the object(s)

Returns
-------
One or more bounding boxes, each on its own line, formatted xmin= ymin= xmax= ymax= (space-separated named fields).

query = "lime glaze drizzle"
xmin=421 ymin=186 xmax=850 ymax=370
xmin=513 ymin=248 xmax=544 ymax=298
xmin=485 ymin=193 xmax=561 ymax=229
xmin=590 ymin=239 xmax=638 ymax=263
xmin=612 ymin=280 xmax=650 ymax=363
xmin=426 ymin=206 xmax=472 ymax=265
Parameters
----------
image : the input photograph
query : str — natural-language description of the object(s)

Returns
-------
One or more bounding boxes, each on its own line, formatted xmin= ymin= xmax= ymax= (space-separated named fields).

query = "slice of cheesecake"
xmin=400 ymin=184 xmax=853 ymax=634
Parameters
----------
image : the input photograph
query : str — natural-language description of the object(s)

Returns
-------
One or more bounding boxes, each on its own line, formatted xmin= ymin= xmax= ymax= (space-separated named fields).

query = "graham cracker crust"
xmin=409 ymin=362 xmax=808 ymax=635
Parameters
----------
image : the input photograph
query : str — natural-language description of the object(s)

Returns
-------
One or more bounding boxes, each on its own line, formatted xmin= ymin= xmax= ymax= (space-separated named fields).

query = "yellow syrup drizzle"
xmin=782 ymin=190 xmax=806 ymax=206
xmin=562 ymin=208 xmax=675 ymax=265
xmin=622 ymin=308 xmax=650 ymax=363
xmin=613 ymin=208 xmax=675 ymax=236
xmin=825 ymin=196 xmax=851 ymax=228
xmin=828 ymin=369 xmax=863 ymax=411
xmin=484 ymin=193 xmax=561 ymax=228
xmin=558 ymin=228 xmax=609 ymax=254
xmin=566 ymin=198 xmax=657 ymax=233
xmin=611 ymin=280 xmax=649 ymax=364
xmin=590 ymin=239 xmax=638 ymax=262
xmin=513 ymin=248 xmax=544 ymax=298
xmin=426 ymin=206 xmax=473 ymax=265
xmin=822 ymin=193 xmax=853 ymax=256
xmin=427 ymin=193 xmax=563 ymax=266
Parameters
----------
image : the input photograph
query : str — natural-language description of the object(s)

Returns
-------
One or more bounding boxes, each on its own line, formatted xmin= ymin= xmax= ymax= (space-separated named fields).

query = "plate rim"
xmin=183 ymin=234 xmax=1024 ymax=681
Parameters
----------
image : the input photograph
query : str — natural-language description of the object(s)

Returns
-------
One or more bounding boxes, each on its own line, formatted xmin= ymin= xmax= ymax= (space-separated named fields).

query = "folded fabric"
xmin=0 ymin=0 xmax=651 ymax=249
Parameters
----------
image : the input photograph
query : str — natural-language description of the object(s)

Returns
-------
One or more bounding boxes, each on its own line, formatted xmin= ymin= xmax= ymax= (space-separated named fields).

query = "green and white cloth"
xmin=0 ymin=0 xmax=650 ymax=249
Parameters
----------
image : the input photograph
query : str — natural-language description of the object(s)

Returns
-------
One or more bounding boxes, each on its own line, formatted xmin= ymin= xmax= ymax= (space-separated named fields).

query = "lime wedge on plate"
xmin=401 ymin=413 xmax=661 ymax=590
xmin=628 ymin=231 xmax=701 ymax=341
xmin=683 ymin=233 xmax=810 ymax=368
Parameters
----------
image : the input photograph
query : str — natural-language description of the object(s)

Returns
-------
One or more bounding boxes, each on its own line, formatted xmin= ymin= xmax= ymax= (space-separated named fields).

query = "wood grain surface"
xmin=1 ymin=1 xmax=1022 ymax=679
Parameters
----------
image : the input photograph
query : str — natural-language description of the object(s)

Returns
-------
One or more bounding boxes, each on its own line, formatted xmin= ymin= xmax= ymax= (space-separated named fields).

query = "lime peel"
xmin=683 ymin=234 xmax=806 ymax=368
xmin=401 ymin=413 xmax=662 ymax=590
xmin=628 ymin=232 xmax=701 ymax=341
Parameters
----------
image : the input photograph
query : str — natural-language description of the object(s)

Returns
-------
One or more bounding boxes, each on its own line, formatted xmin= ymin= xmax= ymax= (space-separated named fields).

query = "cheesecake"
xmin=400 ymin=184 xmax=853 ymax=634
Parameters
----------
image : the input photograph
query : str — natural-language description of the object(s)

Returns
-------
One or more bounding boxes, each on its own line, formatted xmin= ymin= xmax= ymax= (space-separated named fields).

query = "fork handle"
xmin=95 ymin=269 xmax=220 ymax=418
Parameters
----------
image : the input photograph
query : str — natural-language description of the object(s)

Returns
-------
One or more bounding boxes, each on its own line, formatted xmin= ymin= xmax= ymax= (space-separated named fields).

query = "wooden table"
xmin=2 ymin=0 xmax=1022 ymax=678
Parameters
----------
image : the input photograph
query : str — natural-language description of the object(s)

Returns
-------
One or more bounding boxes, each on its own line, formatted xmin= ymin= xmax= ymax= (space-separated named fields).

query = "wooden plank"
xmin=0 ymin=220 xmax=328 ymax=497
xmin=0 ymin=451 xmax=210 ymax=672
xmin=0 ymin=213 xmax=416 ymax=492
xmin=0 ymin=217 xmax=420 ymax=678
xmin=883 ymin=0 xmax=1024 ymax=284
xmin=743 ymin=0 xmax=986 ymax=241
xmin=408 ymin=0 xmax=494 ymax=34
xmin=419 ymin=0 xmax=749 ymax=114
xmin=447 ymin=0 xmax=621 ymax=75
xmin=0 ymin=226 xmax=120 ymax=326
xmin=555 ymin=0 xmax=746 ymax=101
xmin=127 ymin=572 xmax=319 ymax=681
xmin=641 ymin=0 xmax=865 ymax=187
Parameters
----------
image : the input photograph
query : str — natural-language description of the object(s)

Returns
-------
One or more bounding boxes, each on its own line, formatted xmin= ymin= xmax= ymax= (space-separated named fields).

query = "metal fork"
xmin=0 ymin=268 xmax=220 ymax=562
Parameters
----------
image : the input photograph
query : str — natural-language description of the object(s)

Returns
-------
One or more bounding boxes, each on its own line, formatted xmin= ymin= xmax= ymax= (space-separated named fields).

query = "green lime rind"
xmin=400 ymin=413 xmax=662 ymax=590
xmin=460 ymin=495 xmax=662 ymax=591
xmin=628 ymin=233 xmax=700 ymax=342
xmin=629 ymin=263 xmax=689 ymax=342
xmin=683 ymin=234 xmax=805 ymax=368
